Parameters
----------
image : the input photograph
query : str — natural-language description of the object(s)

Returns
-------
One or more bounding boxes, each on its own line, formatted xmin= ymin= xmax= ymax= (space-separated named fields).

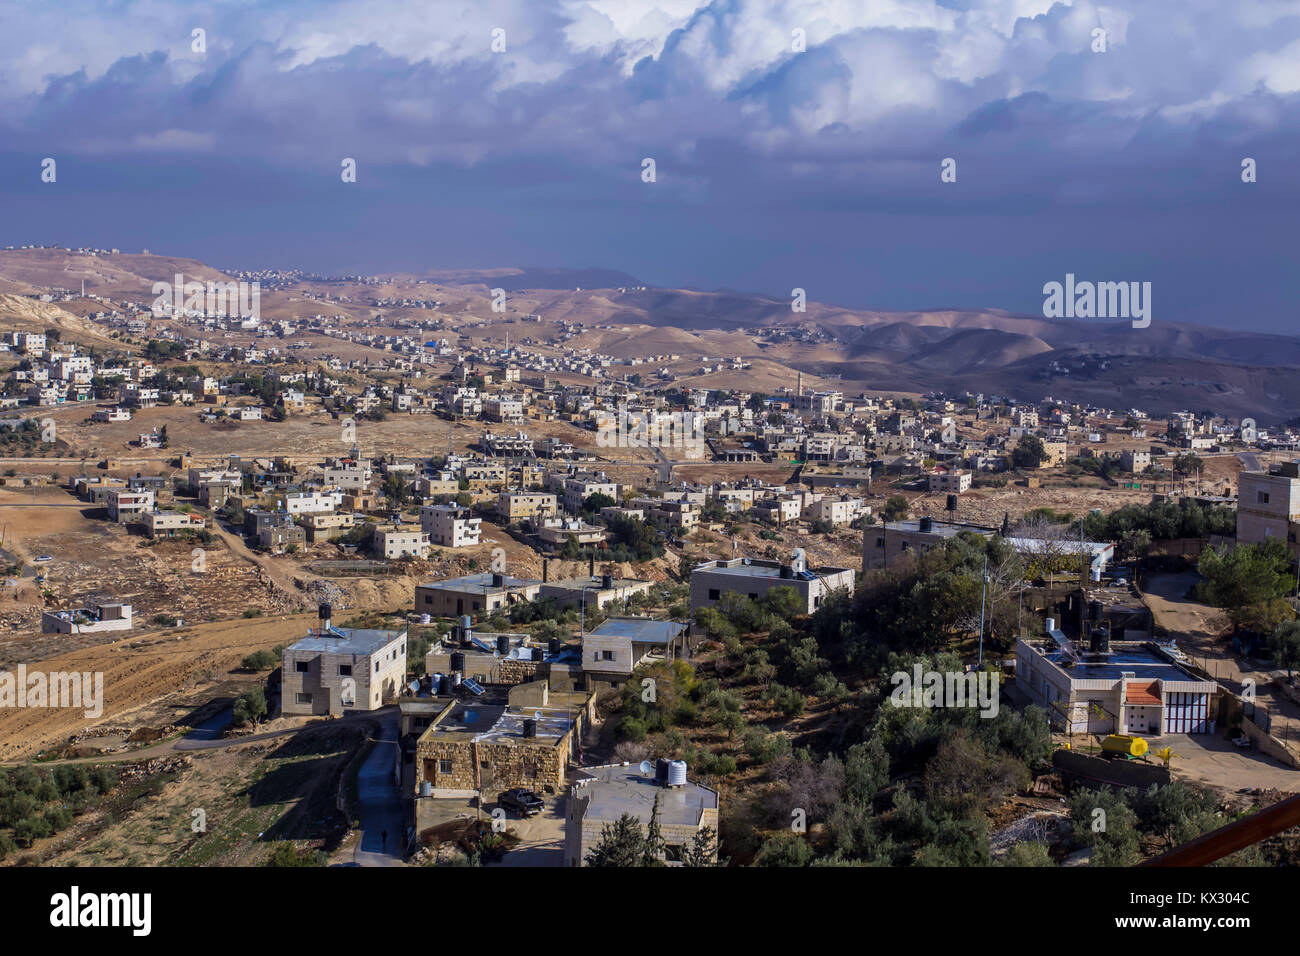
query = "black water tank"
xmin=602 ymin=573 xmax=614 ymax=590
xmin=449 ymin=651 xmax=466 ymax=673
xmin=779 ymin=565 xmax=793 ymax=579
xmin=523 ymin=718 xmax=537 ymax=738
xmin=1095 ymin=625 xmax=1111 ymax=653
xmin=491 ymin=572 xmax=505 ymax=587
xmin=655 ymin=758 xmax=670 ymax=784
xmin=946 ymin=494 xmax=958 ymax=512
xmin=547 ymin=637 xmax=561 ymax=655
xmin=1089 ymin=600 xmax=1103 ymax=622
xmin=532 ymin=646 xmax=545 ymax=662
xmin=496 ymin=634 xmax=510 ymax=656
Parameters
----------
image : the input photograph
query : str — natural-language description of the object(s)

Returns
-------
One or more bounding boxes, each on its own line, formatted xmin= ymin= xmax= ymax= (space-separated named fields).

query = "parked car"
xmin=498 ymin=788 xmax=544 ymax=817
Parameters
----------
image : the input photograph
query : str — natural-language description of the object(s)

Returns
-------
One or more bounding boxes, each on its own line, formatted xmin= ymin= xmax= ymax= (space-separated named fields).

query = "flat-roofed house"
xmin=581 ymin=617 xmax=689 ymax=691
xmin=144 ymin=510 xmax=206 ymax=538
xmin=690 ymin=553 xmax=854 ymax=615
xmin=281 ymin=610 xmax=407 ymax=716
xmin=565 ymin=762 xmax=719 ymax=867
xmin=1017 ymin=630 xmax=1217 ymax=736
xmin=41 ymin=602 xmax=133 ymax=635
xmin=415 ymin=572 xmax=542 ymax=618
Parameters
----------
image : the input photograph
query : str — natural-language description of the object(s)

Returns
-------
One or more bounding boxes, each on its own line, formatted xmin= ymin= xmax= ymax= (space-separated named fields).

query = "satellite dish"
xmin=638 ymin=760 xmax=654 ymax=777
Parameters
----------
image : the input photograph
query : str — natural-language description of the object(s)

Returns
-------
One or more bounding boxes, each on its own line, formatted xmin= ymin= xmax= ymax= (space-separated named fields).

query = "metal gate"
xmin=1163 ymin=692 xmax=1209 ymax=734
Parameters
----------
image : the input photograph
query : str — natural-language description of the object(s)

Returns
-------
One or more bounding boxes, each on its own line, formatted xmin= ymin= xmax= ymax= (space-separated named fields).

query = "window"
xmin=600 ymin=650 xmax=615 ymax=661
xmin=439 ymin=760 xmax=452 ymax=774
xmin=295 ymin=661 xmax=309 ymax=673
xmin=1259 ymin=491 xmax=1271 ymax=504
xmin=708 ymin=588 xmax=720 ymax=600
xmin=876 ymin=537 xmax=885 ymax=548
xmin=296 ymin=693 xmax=312 ymax=704
xmin=375 ymin=660 xmax=380 ymax=673
xmin=339 ymin=664 xmax=352 ymax=676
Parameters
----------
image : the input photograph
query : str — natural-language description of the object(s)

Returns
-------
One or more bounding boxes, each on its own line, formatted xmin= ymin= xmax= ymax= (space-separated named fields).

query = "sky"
xmin=1 ymin=0 xmax=1299 ymax=331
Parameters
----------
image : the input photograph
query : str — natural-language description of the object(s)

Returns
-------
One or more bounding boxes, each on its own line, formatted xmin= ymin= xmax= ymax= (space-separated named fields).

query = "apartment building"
xmin=562 ymin=475 xmax=619 ymax=512
xmin=279 ymin=491 xmax=336 ymax=516
xmin=805 ymin=495 xmax=866 ymax=526
xmin=373 ymin=526 xmax=431 ymax=559
xmin=497 ymin=491 xmax=558 ymax=521
xmin=420 ymin=504 xmax=481 ymax=548
xmin=928 ymin=469 xmax=972 ymax=494
xmin=1237 ymin=461 xmax=1300 ymax=558
xmin=1121 ymin=449 xmax=1152 ymax=473
xmin=106 ymin=488 xmax=155 ymax=523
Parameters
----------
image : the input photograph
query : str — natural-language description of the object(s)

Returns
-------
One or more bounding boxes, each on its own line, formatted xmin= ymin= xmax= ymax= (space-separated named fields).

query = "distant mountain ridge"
xmin=0 ymin=248 xmax=1296 ymax=420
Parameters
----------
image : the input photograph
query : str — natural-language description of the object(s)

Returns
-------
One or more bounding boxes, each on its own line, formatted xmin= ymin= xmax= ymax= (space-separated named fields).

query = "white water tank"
xmin=667 ymin=760 xmax=687 ymax=787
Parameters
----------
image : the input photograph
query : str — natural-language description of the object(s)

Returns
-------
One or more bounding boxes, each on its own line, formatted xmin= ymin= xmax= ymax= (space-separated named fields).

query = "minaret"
xmin=797 ymin=371 xmax=803 ymax=398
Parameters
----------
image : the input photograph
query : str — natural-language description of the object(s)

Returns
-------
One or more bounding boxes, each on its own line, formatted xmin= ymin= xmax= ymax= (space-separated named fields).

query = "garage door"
xmin=1164 ymin=692 xmax=1209 ymax=734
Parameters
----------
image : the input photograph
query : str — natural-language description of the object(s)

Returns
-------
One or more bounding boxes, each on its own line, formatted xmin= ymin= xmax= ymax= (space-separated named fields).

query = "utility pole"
xmin=977 ymin=551 xmax=988 ymax=669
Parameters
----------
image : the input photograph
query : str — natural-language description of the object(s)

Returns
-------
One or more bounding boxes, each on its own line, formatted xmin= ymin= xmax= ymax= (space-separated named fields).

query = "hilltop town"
xmin=0 ymin=246 xmax=1297 ymax=869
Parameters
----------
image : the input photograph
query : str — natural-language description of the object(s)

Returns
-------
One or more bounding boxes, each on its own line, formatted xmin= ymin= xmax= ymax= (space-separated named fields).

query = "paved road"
xmin=351 ymin=713 xmax=405 ymax=866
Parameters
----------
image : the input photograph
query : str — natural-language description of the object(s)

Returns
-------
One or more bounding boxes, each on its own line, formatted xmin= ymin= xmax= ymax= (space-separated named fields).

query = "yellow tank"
xmin=1101 ymin=734 xmax=1149 ymax=758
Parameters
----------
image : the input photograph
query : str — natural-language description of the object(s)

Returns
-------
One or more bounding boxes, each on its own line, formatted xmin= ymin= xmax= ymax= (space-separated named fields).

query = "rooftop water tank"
xmin=667 ymin=760 xmax=688 ymax=787
xmin=496 ymin=634 xmax=510 ymax=656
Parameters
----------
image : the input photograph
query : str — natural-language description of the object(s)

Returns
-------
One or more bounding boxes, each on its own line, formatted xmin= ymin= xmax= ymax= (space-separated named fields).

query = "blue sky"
xmin=2 ymin=0 xmax=1299 ymax=331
